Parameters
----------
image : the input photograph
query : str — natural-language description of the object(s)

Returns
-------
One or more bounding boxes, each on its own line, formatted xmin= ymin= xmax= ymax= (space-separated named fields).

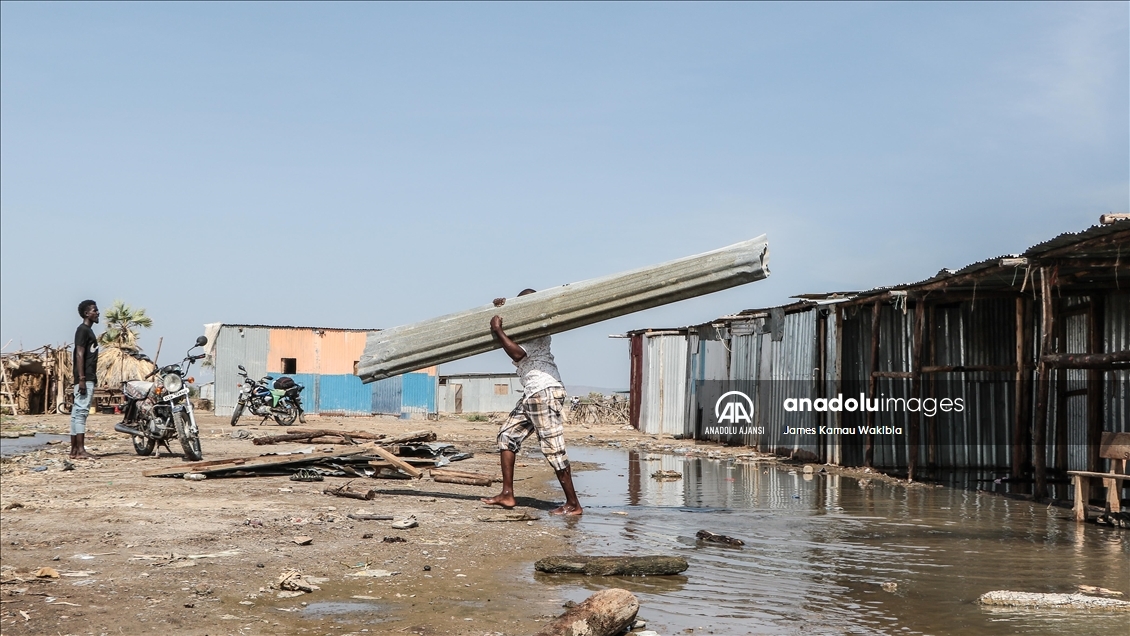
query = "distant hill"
xmin=565 ymin=384 xmax=627 ymax=398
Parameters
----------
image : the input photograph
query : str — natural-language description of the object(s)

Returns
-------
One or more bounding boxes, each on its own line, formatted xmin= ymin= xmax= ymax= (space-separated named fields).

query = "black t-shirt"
xmin=74 ymin=324 xmax=99 ymax=385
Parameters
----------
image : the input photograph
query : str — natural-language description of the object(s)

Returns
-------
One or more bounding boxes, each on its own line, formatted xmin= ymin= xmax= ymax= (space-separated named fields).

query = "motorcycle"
xmin=113 ymin=336 xmax=208 ymax=461
xmin=230 ymin=364 xmax=305 ymax=426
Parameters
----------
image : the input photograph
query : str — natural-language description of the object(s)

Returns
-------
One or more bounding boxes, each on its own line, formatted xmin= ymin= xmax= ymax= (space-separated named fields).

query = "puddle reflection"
xmin=557 ymin=447 xmax=1130 ymax=635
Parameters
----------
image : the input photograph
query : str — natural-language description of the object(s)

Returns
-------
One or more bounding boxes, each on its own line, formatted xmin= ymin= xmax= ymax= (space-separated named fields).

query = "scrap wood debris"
xmin=142 ymin=432 xmax=471 ymax=480
xmin=323 ymin=482 xmax=376 ymax=500
xmin=128 ymin=550 xmax=240 ymax=565
xmin=252 ymin=429 xmax=433 ymax=446
xmin=275 ymin=569 xmax=321 ymax=593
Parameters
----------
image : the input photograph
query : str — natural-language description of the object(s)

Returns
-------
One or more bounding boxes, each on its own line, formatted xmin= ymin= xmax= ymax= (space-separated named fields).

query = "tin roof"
xmin=218 ymin=324 xmax=380 ymax=333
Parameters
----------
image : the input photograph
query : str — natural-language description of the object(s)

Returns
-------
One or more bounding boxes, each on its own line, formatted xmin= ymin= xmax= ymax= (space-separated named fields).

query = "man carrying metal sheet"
xmin=481 ymin=290 xmax=583 ymax=516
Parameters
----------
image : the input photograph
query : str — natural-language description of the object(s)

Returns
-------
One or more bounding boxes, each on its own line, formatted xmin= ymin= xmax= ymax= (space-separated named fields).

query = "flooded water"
xmin=0 ymin=433 xmax=68 ymax=456
xmin=551 ymin=447 xmax=1130 ymax=635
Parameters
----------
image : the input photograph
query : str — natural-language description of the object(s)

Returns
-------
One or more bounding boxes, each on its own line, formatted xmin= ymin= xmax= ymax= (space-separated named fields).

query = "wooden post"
xmin=925 ymin=304 xmax=938 ymax=467
xmin=816 ymin=311 xmax=827 ymax=462
xmin=1054 ymin=311 xmax=1068 ymax=474
xmin=909 ymin=300 xmax=925 ymax=482
xmin=1033 ymin=268 xmax=1054 ymax=500
xmin=1088 ymin=296 xmax=1104 ymax=473
xmin=1011 ymin=296 xmax=1030 ymax=479
xmin=866 ymin=301 xmax=881 ymax=468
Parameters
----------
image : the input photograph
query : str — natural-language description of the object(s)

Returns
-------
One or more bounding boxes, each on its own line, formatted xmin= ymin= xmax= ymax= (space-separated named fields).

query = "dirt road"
xmin=0 ymin=411 xmax=658 ymax=636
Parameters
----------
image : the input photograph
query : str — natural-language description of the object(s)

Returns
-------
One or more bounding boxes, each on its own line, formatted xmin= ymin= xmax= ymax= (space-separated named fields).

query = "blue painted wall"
xmin=318 ymin=374 xmax=371 ymax=415
xmin=371 ymin=375 xmax=403 ymax=415
xmin=401 ymin=372 xmax=437 ymax=416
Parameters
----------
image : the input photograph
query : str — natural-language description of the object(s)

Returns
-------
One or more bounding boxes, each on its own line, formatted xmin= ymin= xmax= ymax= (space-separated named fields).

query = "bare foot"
xmin=73 ymin=450 xmax=98 ymax=460
xmin=550 ymin=503 xmax=583 ymax=516
xmin=480 ymin=493 xmax=517 ymax=508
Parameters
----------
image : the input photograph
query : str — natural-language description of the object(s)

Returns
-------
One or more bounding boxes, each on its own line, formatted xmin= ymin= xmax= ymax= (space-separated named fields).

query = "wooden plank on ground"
xmin=378 ymin=430 xmax=437 ymax=446
xmin=368 ymin=445 xmax=423 ymax=478
xmin=142 ymin=447 xmax=371 ymax=477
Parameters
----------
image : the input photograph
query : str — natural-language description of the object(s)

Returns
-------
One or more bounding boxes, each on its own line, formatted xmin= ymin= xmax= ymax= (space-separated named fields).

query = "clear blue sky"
xmin=2 ymin=2 xmax=1127 ymax=388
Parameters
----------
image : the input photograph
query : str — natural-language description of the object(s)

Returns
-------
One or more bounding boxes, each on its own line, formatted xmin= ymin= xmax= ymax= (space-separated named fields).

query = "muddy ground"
xmin=1 ymin=410 xmax=751 ymax=636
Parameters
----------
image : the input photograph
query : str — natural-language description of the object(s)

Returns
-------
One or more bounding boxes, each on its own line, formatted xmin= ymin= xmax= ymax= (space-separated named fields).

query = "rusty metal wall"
xmin=1103 ymin=292 xmax=1129 ymax=436
xmin=836 ymin=299 xmax=1017 ymax=470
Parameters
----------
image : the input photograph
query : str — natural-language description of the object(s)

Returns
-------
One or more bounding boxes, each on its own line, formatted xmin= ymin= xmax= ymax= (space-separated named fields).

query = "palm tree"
xmin=99 ymin=300 xmax=153 ymax=350
xmin=96 ymin=300 xmax=155 ymax=388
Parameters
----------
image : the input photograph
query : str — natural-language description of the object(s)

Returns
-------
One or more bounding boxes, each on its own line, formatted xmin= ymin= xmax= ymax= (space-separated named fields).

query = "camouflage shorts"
xmin=497 ymin=386 xmax=569 ymax=471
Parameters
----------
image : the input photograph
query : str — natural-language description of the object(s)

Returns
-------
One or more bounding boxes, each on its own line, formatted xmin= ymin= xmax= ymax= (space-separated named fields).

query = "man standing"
xmin=481 ymin=290 xmax=582 ymax=516
xmin=71 ymin=300 xmax=100 ymax=459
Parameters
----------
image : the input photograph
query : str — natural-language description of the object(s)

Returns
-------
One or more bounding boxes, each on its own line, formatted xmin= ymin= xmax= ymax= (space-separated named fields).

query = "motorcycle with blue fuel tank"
xmin=114 ymin=336 xmax=208 ymax=461
xmin=229 ymin=364 xmax=306 ymax=426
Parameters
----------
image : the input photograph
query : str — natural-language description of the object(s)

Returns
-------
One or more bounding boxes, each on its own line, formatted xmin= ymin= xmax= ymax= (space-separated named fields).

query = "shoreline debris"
xmin=533 ymin=588 xmax=640 ymax=636
xmin=695 ymin=530 xmax=744 ymax=547
xmin=535 ymin=556 xmax=688 ymax=576
xmin=978 ymin=590 xmax=1130 ymax=610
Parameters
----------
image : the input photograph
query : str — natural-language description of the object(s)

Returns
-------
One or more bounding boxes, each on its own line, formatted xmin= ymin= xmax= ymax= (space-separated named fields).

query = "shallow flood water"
xmin=0 ymin=432 xmax=68 ymax=456
xmin=554 ymin=447 xmax=1129 ymax=635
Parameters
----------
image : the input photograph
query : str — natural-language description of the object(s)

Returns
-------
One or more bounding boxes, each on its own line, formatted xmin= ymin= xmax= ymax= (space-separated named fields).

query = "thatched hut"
xmin=97 ymin=346 xmax=157 ymax=389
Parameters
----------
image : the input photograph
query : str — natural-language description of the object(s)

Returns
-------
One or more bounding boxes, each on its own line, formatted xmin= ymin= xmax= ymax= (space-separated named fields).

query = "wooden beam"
xmin=1032 ymin=267 xmax=1054 ymax=499
xmin=1088 ymin=296 xmax=1104 ymax=474
xmin=865 ymin=301 xmax=880 ymax=468
xmin=1040 ymin=350 xmax=1130 ymax=369
xmin=919 ymin=364 xmax=1017 ymax=374
xmin=142 ymin=446 xmax=371 ymax=477
xmin=368 ymin=445 xmax=423 ymax=478
xmin=909 ymin=301 xmax=925 ymax=482
xmin=1011 ymin=297 xmax=1029 ymax=479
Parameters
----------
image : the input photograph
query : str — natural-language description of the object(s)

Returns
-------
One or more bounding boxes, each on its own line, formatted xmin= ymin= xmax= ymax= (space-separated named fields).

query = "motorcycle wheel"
xmin=174 ymin=411 xmax=204 ymax=461
xmin=274 ymin=403 xmax=299 ymax=426
xmin=230 ymin=402 xmax=244 ymax=426
xmin=132 ymin=434 xmax=156 ymax=456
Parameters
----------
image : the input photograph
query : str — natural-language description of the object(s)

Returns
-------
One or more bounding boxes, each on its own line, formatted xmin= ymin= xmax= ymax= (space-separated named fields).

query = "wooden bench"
xmin=1067 ymin=432 xmax=1130 ymax=523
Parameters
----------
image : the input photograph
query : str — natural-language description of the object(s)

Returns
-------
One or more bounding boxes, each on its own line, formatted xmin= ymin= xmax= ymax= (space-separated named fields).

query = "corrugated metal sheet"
xmin=1063 ymin=306 xmax=1089 ymax=472
xmin=317 ymin=374 xmax=371 ymax=415
xmin=1104 ymin=292 xmax=1130 ymax=436
xmin=214 ymin=325 xmax=270 ymax=417
xmin=758 ymin=308 xmax=818 ymax=457
xmin=439 ymin=375 xmax=523 ymax=413
xmin=401 ymin=372 xmax=437 ymax=417
xmin=371 ymin=375 xmax=402 ymax=415
xmin=638 ymin=333 xmax=689 ymax=436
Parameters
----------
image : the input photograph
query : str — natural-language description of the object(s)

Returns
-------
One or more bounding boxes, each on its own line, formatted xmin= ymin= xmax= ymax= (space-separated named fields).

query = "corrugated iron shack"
xmin=626 ymin=219 xmax=1129 ymax=499
xmin=437 ymin=373 xmax=524 ymax=414
xmin=209 ymin=324 xmax=437 ymax=419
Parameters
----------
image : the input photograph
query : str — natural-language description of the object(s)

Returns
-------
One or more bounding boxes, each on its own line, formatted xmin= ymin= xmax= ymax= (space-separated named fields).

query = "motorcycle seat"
xmin=123 ymin=380 xmax=155 ymax=401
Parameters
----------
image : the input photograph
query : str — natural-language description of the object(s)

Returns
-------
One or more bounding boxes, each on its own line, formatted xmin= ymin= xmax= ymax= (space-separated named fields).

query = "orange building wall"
xmin=266 ymin=329 xmax=369 ymax=375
